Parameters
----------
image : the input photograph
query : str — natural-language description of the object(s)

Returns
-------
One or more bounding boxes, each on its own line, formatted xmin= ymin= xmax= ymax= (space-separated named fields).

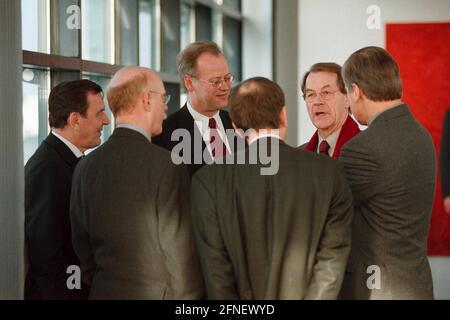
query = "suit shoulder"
xmin=25 ymin=142 xmax=65 ymax=171
xmin=285 ymin=145 xmax=344 ymax=175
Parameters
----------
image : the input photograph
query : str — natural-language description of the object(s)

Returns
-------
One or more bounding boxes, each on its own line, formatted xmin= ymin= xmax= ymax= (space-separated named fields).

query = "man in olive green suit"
xmin=70 ymin=67 xmax=204 ymax=299
xmin=191 ymin=77 xmax=354 ymax=299
xmin=339 ymin=47 xmax=436 ymax=299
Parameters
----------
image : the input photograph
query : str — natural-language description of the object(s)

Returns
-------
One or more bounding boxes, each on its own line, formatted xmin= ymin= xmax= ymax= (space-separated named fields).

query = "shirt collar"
xmin=187 ymin=100 xmax=222 ymax=133
xmin=318 ymin=128 xmax=341 ymax=155
xmin=116 ymin=124 xmax=152 ymax=143
xmin=51 ymin=131 xmax=84 ymax=158
xmin=248 ymin=131 xmax=283 ymax=145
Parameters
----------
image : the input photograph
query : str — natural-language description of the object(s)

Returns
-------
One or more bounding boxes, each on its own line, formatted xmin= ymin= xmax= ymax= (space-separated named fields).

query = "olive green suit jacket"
xmin=191 ymin=138 xmax=353 ymax=299
xmin=70 ymin=128 xmax=204 ymax=299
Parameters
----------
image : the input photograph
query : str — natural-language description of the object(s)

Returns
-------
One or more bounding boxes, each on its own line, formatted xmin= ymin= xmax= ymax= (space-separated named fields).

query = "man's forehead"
xmin=86 ymin=91 xmax=104 ymax=109
xmin=306 ymin=71 xmax=338 ymax=89
xmin=196 ymin=53 xmax=228 ymax=73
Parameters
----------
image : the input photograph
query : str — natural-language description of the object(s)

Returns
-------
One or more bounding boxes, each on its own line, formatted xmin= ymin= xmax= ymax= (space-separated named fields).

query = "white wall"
xmin=298 ymin=0 xmax=450 ymax=144
xmin=298 ymin=0 xmax=450 ymax=299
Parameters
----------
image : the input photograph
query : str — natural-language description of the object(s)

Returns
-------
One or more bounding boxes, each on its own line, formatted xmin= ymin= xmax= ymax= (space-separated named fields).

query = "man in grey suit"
xmin=70 ymin=67 xmax=204 ymax=299
xmin=191 ymin=77 xmax=353 ymax=299
xmin=339 ymin=46 xmax=436 ymax=299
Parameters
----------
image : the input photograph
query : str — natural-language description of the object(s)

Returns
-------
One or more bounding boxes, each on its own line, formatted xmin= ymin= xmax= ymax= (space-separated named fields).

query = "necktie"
xmin=209 ymin=118 xmax=229 ymax=159
xmin=319 ymin=140 xmax=330 ymax=156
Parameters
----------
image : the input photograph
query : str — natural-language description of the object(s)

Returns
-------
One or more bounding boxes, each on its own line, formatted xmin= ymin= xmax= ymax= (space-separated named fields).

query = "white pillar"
xmin=0 ymin=0 xmax=24 ymax=299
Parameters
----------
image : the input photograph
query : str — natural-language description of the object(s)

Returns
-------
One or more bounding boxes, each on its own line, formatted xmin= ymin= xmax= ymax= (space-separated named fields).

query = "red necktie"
xmin=209 ymin=118 xmax=229 ymax=159
xmin=319 ymin=140 xmax=330 ymax=156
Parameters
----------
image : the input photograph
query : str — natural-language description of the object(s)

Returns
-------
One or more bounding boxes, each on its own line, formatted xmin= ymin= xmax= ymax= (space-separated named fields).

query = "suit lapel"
xmin=177 ymin=104 xmax=212 ymax=164
xmin=44 ymin=133 xmax=80 ymax=169
xmin=305 ymin=132 xmax=319 ymax=153
xmin=219 ymin=110 xmax=233 ymax=130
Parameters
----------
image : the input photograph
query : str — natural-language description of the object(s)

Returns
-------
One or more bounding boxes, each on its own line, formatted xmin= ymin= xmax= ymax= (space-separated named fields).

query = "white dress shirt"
xmin=52 ymin=131 xmax=84 ymax=158
xmin=318 ymin=128 xmax=341 ymax=157
xmin=186 ymin=100 xmax=230 ymax=157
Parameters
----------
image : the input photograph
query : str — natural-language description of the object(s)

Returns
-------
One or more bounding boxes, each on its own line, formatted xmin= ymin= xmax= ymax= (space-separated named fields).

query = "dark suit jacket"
xmin=441 ymin=109 xmax=450 ymax=198
xmin=302 ymin=115 xmax=360 ymax=158
xmin=191 ymin=138 xmax=354 ymax=299
xmin=25 ymin=133 xmax=87 ymax=300
xmin=70 ymin=128 xmax=204 ymax=299
xmin=153 ymin=104 xmax=236 ymax=176
xmin=339 ymin=104 xmax=436 ymax=299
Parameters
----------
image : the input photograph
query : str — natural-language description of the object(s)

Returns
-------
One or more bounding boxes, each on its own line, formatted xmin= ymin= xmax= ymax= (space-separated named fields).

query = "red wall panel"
xmin=386 ymin=22 xmax=450 ymax=255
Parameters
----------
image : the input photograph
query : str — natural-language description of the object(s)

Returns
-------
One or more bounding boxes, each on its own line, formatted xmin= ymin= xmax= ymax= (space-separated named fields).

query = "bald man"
xmin=70 ymin=67 xmax=204 ymax=299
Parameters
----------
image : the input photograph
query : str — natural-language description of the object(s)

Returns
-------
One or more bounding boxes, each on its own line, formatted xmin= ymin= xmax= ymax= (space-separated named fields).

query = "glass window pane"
xmin=223 ymin=0 xmax=241 ymax=11
xmin=51 ymin=70 xmax=80 ymax=86
xmin=22 ymin=68 xmax=51 ymax=164
xmin=223 ymin=16 xmax=242 ymax=81
xmin=180 ymin=2 xmax=193 ymax=50
xmin=117 ymin=0 xmax=139 ymax=65
xmin=81 ymin=0 xmax=114 ymax=63
xmin=165 ymin=83 xmax=180 ymax=116
xmin=51 ymin=0 xmax=80 ymax=57
xmin=195 ymin=4 xmax=212 ymax=41
xmin=139 ymin=0 xmax=157 ymax=69
xmin=22 ymin=0 xmax=50 ymax=53
xmin=161 ymin=0 xmax=180 ymax=74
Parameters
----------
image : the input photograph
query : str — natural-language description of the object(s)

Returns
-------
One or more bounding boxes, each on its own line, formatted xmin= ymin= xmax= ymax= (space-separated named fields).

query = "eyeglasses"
xmin=149 ymin=90 xmax=171 ymax=105
xmin=304 ymin=90 xmax=337 ymax=103
xmin=191 ymin=73 xmax=235 ymax=88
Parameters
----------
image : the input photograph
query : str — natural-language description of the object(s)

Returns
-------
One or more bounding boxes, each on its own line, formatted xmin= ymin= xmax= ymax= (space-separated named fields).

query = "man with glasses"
xmin=153 ymin=41 xmax=237 ymax=176
xmin=301 ymin=63 xmax=360 ymax=158
xmin=70 ymin=67 xmax=204 ymax=299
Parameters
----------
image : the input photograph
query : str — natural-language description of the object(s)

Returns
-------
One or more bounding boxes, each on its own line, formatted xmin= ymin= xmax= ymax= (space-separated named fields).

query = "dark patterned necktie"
xmin=319 ymin=140 xmax=330 ymax=156
xmin=209 ymin=118 xmax=229 ymax=159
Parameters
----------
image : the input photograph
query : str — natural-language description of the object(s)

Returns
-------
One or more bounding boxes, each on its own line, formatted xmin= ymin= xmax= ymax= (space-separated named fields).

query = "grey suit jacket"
xmin=339 ymin=104 xmax=436 ymax=300
xmin=70 ymin=128 xmax=204 ymax=299
xmin=191 ymin=138 xmax=353 ymax=299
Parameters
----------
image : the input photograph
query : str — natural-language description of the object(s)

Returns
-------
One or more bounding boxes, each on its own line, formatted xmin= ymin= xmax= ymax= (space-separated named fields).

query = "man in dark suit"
xmin=191 ymin=77 xmax=354 ymax=299
xmin=25 ymin=80 xmax=110 ymax=299
xmin=153 ymin=41 xmax=236 ymax=176
xmin=70 ymin=67 xmax=204 ymax=299
xmin=300 ymin=63 xmax=360 ymax=158
xmin=441 ymin=109 xmax=450 ymax=214
xmin=339 ymin=46 xmax=436 ymax=299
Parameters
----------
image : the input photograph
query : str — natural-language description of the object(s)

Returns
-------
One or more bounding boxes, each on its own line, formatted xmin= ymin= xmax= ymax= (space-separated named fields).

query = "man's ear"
xmin=343 ymin=93 xmax=350 ymax=112
xmin=184 ymin=75 xmax=194 ymax=92
xmin=351 ymin=83 xmax=363 ymax=101
xmin=67 ymin=112 xmax=80 ymax=131
xmin=279 ymin=106 xmax=288 ymax=128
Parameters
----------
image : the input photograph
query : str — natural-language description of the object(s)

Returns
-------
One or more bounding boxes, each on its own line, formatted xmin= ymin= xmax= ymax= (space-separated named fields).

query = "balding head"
xmin=229 ymin=77 xmax=285 ymax=131
xmin=108 ymin=67 xmax=162 ymax=117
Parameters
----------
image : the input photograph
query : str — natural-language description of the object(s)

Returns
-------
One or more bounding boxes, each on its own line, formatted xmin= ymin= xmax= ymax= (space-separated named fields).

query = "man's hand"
xmin=444 ymin=196 xmax=450 ymax=214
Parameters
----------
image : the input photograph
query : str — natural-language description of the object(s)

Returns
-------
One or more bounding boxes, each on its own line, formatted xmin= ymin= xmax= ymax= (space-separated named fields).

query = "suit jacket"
xmin=440 ymin=109 xmax=450 ymax=198
xmin=303 ymin=115 xmax=360 ymax=158
xmin=191 ymin=137 xmax=354 ymax=299
xmin=70 ymin=128 xmax=204 ymax=299
xmin=339 ymin=104 xmax=436 ymax=300
xmin=25 ymin=133 xmax=87 ymax=300
xmin=153 ymin=104 xmax=236 ymax=176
